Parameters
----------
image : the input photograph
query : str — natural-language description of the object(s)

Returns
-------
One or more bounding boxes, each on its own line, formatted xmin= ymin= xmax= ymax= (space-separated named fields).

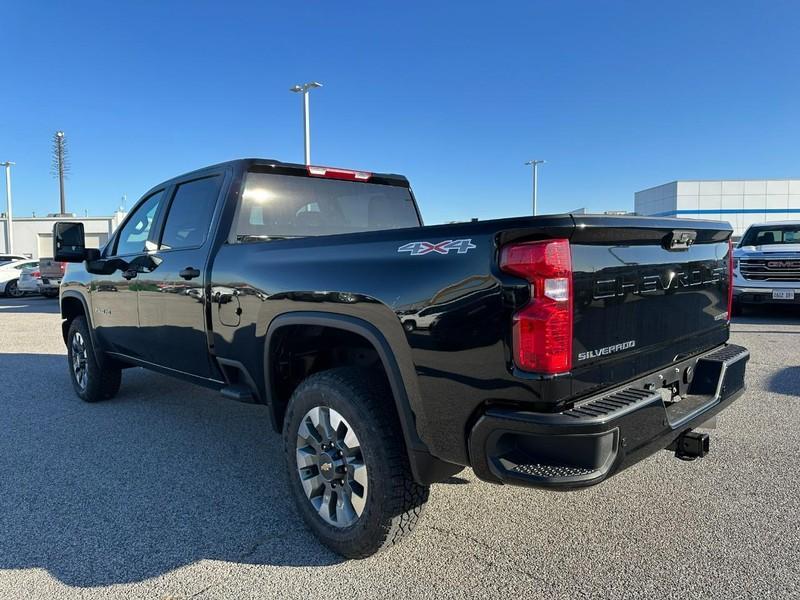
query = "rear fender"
xmin=264 ymin=311 xmax=461 ymax=485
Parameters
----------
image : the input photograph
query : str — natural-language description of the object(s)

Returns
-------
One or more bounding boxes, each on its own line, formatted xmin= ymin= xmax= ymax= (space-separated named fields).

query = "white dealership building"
xmin=0 ymin=211 xmax=127 ymax=259
xmin=634 ymin=179 xmax=800 ymax=238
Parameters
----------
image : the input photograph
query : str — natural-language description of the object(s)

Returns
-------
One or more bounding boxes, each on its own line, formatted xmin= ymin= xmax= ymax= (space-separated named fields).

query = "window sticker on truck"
xmin=397 ymin=239 xmax=477 ymax=256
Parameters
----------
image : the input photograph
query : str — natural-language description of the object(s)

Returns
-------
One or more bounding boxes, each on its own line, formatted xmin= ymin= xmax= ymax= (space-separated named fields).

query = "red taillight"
xmin=32 ymin=271 xmax=40 ymax=278
xmin=307 ymin=165 xmax=372 ymax=181
xmin=59 ymin=262 xmax=66 ymax=272
xmin=500 ymin=239 xmax=573 ymax=374
xmin=727 ymin=238 xmax=734 ymax=321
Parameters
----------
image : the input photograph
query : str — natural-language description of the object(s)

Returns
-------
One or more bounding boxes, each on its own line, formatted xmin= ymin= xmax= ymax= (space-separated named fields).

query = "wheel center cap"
xmin=319 ymin=452 xmax=337 ymax=481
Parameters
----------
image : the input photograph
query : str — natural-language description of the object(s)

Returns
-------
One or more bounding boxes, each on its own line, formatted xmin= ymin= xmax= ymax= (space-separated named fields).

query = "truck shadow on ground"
xmin=0 ymin=352 xmax=349 ymax=587
xmin=767 ymin=367 xmax=800 ymax=396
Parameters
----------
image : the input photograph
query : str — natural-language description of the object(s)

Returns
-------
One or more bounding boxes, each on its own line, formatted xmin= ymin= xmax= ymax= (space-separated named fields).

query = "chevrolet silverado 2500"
xmin=53 ymin=158 xmax=749 ymax=557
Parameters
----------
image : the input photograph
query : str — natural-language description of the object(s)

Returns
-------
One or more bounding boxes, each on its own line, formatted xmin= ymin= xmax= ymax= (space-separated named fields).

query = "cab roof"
xmin=165 ymin=158 xmax=410 ymax=188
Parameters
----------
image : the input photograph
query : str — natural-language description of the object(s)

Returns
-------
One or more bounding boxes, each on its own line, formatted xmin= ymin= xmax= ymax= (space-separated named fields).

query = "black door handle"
xmin=122 ymin=269 xmax=138 ymax=280
xmin=179 ymin=267 xmax=201 ymax=280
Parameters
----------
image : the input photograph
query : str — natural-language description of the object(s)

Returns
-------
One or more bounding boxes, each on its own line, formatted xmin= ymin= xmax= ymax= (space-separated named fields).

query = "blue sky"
xmin=2 ymin=1 xmax=799 ymax=224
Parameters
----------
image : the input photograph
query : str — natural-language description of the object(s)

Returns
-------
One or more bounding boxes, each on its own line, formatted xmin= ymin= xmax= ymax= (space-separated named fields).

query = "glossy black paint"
xmin=61 ymin=158 xmax=741 ymax=479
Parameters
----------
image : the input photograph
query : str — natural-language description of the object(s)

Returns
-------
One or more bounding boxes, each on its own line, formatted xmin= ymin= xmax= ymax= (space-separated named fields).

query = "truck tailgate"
xmin=39 ymin=259 xmax=65 ymax=279
xmin=569 ymin=216 xmax=732 ymax=397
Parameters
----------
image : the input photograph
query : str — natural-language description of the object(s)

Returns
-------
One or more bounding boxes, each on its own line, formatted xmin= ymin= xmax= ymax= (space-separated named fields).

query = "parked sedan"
xmin=0 ymin=254 xmax=27 ymax=266
xmin=0 ymin=259 xmax=39 ymax=297
xmin=17 ymin=266 xmax=42 ymax=294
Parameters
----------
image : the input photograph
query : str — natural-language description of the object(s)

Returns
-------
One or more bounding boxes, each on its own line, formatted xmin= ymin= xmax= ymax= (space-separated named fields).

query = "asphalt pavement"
xmin=0 ymin=296 xmax=798 ymax=599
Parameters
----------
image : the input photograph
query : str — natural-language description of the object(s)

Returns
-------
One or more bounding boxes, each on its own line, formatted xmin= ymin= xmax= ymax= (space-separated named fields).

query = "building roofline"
xmin=635 ymin=181 xmax=678 ymax=194
xmin=672 ymin=178 xmax=800 ymax=182
xmin=638 ymin=177 xmax=800 ymax=193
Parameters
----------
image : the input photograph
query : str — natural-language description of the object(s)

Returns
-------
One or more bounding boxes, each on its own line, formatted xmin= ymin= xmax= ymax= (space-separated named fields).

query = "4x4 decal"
xmin=397 ymin=239 xmax=476 ymax=256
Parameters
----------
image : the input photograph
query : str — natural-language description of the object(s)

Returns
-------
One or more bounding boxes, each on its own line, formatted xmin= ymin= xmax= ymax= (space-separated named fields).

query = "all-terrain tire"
xmin=67 ymin=316 xmax=122 ymax=402
xmin=283 ymin=367 xmax=430 ymax=558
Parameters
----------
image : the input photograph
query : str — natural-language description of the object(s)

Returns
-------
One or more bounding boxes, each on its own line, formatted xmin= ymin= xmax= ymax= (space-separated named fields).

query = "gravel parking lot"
xmin=0 ymin=296 xmax=798 ymax=599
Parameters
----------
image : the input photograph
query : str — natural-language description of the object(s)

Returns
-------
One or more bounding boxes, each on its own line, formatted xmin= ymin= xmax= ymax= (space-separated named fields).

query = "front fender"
xmin=60 ymin=290 xmax=106 ymax=368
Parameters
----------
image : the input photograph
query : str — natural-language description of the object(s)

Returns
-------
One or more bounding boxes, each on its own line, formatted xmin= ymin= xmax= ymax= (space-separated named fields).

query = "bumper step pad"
xmin=563 ymin=388 xmax=660 ymax=421
xmin=510 ymin=463 xmax=597 ymax=478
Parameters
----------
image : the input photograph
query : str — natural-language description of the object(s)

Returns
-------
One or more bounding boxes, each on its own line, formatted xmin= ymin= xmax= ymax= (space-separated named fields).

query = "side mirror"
xmin=53 ymin=222 xmax=87 ymax=262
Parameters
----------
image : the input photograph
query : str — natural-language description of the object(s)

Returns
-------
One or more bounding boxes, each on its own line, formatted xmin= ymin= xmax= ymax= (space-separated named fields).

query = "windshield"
xmin=740 ymin=225 xmax=800 ymax=246
xmin=234 ymin=172 xmax=420 ymax=241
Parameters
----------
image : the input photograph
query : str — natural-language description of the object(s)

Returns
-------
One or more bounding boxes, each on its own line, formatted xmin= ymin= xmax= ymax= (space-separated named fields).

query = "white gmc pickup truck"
xmin=733 ymin=221 xmax=800 ymax=313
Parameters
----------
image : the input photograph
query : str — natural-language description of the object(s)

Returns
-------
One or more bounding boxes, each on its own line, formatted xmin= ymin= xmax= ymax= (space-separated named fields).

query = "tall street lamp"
xmin=290 ymin=81 xmax=323 ymax=165
xmin=1 ymin=161 xmax=14 ymax=254
xmin=524 ymin=159 xmax=546 ymax=216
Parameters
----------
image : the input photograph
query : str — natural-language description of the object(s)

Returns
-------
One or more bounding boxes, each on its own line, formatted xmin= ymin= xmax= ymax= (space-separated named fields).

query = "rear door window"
xmin=160 ymin=176 xmax=222 ymax=250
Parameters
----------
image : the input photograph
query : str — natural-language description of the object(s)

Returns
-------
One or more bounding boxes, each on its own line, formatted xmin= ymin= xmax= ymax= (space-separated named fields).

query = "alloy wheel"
xmin=71 ymin=332 xmax=89 ymax=390
xmin=295 ymin=406 xmax=368 ymax=528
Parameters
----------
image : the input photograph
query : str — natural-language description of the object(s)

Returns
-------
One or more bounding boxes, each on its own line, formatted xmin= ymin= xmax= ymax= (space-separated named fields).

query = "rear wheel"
xmin=283 ymin=367 xmax=430 ymax=558
xmin=4 ymin=279 xmax=23 ymax=298
xmin=67 ymin=316 xmax=122 ymax=402
xmin=42 ymin=289 xmax=59 ymax=298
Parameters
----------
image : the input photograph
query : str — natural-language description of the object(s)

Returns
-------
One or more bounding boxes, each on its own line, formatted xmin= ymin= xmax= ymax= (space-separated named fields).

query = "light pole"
xmin=290 ymin=81 xmax=323 ymax=165
xmin=1 ymin=161 xmax=14 ymax=254
xmin=524 ymin=159 xmax=546 ymax=216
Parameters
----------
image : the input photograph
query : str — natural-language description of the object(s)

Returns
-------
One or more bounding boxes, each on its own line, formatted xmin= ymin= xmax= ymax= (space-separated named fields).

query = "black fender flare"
xmin=264 ymin=311 xmax=461 ymax=485
xmin=60 ymin=290 xmax=106 ymax=368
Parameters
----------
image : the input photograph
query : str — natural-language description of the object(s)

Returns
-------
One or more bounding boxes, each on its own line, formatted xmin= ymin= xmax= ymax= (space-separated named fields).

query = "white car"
xmin=0 ymin=259 xmax=39 ymax=298
xmin=733 ymin=221 xmax=800 ymax=314
xmin=0 ymin=254 xmax=27 ymax=266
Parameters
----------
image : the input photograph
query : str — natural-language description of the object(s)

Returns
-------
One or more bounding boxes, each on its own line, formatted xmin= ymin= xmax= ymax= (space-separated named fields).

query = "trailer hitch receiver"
xmin=673 ymin=431 xmax=710 ymax=461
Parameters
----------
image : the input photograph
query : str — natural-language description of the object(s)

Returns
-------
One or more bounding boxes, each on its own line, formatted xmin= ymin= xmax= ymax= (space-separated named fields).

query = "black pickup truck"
xmin=53 ymin=158 xmax=749 ymax=558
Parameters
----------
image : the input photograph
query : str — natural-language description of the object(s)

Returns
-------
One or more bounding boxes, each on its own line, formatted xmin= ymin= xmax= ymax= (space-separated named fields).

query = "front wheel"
xmin=67 ymin=316 xmax=122 ymax=402
xmin=283 ymin=367 xmax=430 ymax=558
